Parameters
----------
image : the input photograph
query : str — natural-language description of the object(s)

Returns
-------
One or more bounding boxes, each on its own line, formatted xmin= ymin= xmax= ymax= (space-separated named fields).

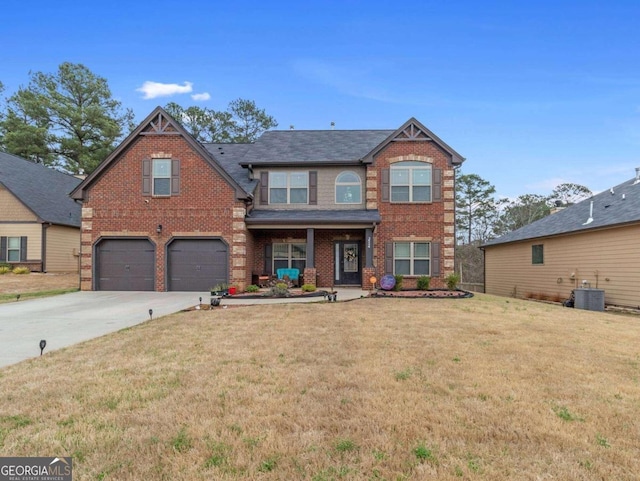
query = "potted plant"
xmin=210 ymin=283 xmax=229 ymax=297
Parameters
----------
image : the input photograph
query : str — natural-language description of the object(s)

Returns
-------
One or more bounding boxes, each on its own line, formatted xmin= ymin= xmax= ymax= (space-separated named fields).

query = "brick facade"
xmin=72 ymin=108 xmax=463 ymax=292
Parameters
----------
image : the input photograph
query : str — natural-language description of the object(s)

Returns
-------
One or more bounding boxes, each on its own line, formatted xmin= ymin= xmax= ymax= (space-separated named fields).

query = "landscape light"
xmin=39 ymin=339 xmax=46 ymax=356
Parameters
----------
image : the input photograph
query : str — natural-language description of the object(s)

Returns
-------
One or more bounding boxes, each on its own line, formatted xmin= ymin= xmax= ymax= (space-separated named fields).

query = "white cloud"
xmin=191 ymin=92 xmax=211 ymax=101
xmin=136 ymin=81 xmax=193 ymax=99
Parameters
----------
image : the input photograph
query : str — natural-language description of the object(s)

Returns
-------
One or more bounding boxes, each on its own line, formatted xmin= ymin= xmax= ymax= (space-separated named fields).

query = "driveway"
xmin=0 ymin=291 xmax=207 ymax=368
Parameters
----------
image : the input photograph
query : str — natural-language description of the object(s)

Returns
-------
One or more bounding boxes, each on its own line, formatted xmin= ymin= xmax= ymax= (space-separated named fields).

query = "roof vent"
xmin=634 ymin=167 xmax=640 ymax=185
xmin=330 ymin=121 xmax=335 ymax=130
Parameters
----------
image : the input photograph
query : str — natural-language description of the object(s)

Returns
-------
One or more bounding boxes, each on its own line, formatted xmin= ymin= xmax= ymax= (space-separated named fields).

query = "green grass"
xmin=0 ymin=288 xmax=78 ymax=304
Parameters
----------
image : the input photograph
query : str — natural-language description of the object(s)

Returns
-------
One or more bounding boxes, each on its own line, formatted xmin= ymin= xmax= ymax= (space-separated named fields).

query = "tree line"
xmin=1 ymin=62 xmax=591 ymax=258
xmin=0 ymin=63 xmax=277 ymax=175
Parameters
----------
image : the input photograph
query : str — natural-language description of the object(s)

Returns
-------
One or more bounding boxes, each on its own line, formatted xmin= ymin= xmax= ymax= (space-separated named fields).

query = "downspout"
xmin=42 ymin=222 xmax=51 ymax=273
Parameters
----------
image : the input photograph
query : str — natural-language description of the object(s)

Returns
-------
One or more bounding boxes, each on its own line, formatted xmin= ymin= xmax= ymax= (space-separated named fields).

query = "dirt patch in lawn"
xmin=0 ymin=272 xmax=79 ymax=294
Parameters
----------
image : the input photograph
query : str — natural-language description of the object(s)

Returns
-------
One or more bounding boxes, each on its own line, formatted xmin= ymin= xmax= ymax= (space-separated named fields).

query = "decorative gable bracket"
xmin=392 ymin=123 xmax=432 ymax=141
xmin=140 ymin=112 xmax=180 ymax=136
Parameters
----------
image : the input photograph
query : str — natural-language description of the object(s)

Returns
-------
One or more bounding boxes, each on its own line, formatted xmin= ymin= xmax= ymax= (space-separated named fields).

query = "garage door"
xmin=167 ymin=239 xmax=228 ymax=291
xmin=96 ymin=239 xmax=155 ymax=291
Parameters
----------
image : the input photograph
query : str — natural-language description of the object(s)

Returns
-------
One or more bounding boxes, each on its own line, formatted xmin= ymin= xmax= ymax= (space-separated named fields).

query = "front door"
xmin=334 ymin=241 xmax=361 ymax=285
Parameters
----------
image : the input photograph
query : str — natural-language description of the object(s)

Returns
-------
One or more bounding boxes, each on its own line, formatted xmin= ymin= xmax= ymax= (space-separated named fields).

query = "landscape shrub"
xmin=301 ymin=284 xmax=316 ymax=292
xmin=445 ymin=273 xmax=460 ymax=290
xmin=245 ymin=284 xmax=260 ymax=293
xmin=12 ymin=267 xmax=30 ymax=275
xmin=393 ymin=275 xmax=403 ymax=291
xmin=417 ymin=276 xmax=431 ymax=290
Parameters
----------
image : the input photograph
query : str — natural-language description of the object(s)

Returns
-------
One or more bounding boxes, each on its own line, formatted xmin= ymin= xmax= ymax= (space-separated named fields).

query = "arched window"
xmin=335 ymin=171 xmax=361 ymax=204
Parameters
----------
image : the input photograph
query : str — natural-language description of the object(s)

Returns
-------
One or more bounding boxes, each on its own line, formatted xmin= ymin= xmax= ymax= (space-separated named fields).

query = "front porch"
xmin=245 ymin=210 xmax=380 ymax=290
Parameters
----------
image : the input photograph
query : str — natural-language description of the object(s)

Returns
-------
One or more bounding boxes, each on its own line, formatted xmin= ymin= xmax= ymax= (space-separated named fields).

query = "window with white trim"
xmin=390 ymin=161 xmax=432 ymax=202
xmin=270 ymin=172 xmax=308 ymax=204
xmin=7 ymin=237 xmax=21 ymax=262
xmin=394 ymin=242 xmax=430 ymax=276
xmin=335 ymin=171 xmax=362 ymax=204
xmin=152 ymin=159 xmax=171 ymax=196
xmin=273 ymin=243 xmax=307 ymax=272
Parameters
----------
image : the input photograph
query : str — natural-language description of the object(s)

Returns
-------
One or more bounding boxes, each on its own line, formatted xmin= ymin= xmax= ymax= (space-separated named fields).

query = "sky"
xmin=2 ymin=0 xmax=640 ymax=199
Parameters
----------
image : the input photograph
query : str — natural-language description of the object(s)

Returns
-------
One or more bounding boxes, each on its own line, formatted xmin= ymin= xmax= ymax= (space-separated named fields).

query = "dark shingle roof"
xmin=240 ymin=130 xmax=394 ymax=165
xmin=245 ymin=209 xmax=381 ymax=225
xmin=202 ymin=143 xmax=258 ymax=193
xmin=0 ymin=152 xmax=81 ymax=227
xmin=482 ymin=175 xmax=640 ymax=247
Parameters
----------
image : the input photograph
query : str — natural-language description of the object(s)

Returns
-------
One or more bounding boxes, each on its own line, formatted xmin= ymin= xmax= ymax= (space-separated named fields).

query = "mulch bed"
xmin=371 ymin=289 xmax=473 ymax=299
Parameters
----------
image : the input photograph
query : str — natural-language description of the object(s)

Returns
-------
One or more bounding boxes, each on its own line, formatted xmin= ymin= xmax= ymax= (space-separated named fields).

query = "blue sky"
xmin=2 ymin=0 xmax=640 ymax=198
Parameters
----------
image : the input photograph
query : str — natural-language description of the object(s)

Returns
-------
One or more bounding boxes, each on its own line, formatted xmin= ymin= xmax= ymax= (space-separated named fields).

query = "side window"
xmin=7 ymin=237 xmax=21 ymax=261
xmin=390 ymin=161 xmax=432 ymax=202
xmin=532 ymin=244 xmax=544 ymax=265
xmin=335 ymin=171 xmax=362 ymax=204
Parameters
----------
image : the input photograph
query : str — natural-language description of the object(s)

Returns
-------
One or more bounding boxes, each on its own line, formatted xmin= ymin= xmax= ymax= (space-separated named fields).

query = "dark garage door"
xmin=96 ymin=239 xmax=155 ymax=291
xmin=168 ymin=239 xmax=228 ymax=291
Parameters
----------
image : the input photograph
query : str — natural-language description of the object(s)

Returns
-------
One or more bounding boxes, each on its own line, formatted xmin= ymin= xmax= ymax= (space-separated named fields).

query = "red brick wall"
xmin=80 ymin=133 xmax=247 ymax=291
xmin=369 ymin=140 xmax=456 ymax=289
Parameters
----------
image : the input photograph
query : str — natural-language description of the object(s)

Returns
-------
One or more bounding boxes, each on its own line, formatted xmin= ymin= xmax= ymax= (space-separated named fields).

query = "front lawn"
xmin=1 ymin=295 xmax=638 ymax=480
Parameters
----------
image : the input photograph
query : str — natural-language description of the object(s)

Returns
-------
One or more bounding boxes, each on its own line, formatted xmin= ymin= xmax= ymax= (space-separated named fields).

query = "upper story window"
xmin=270 ymin=172 xmax=308 ymax=204
xmin=390 ymin=161 xmax=432 ymax=202
xmin=153 ymin=159 xmax=171 ymax=196
xmin=394 ymin=241 xmax=430 ymax=276
xmin=143 ymin=158 xmax=180 ymax=197
xmin=335 ymin=171 xmax=362 ymax=204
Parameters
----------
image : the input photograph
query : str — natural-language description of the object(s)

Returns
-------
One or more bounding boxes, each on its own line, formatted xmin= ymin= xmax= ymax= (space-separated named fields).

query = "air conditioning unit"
xmin=574 ymin=288 xmax=605 ymax=312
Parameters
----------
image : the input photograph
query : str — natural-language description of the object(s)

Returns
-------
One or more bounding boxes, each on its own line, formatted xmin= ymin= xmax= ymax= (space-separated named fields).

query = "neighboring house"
xmin=70 ymin=106 xmax=464 ymax=292
xmin=482 ymin=169 xmax=640 ymax=308
xmin=0 ymin=152 xmax=81 ymax=272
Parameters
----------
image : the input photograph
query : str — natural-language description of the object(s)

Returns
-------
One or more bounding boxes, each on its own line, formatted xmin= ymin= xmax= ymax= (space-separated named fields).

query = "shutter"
xmin=171 ymin=159 xmax=180 ymax=195
xmin=0 ymin=237 xmax=6 ymax=262
xmin=309 ymin=171 xmax=317 ymax=205
xmin=382 ymin=169 xmax=390 ymax=202
xmin=20 ymin=237 xmax=27 ymax=261
xmin=431 ymin=242 xmax=441 ymax=277
xmin=142 ymin=159 xmax=151 ymax=196
xmin=260 ymin=172 xmax=269 ymax=204
xmin=432 ymin=168 xmax=442 ymax=202
xmin=384 ymin=242 xmax=393 ymax=275
xmin=264 ymin=244 xmax=272 ymax=275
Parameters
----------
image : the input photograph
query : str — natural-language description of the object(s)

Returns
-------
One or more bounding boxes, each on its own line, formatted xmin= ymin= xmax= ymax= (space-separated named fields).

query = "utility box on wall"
xmin=574 ymin=288 xmax=605 ymax=312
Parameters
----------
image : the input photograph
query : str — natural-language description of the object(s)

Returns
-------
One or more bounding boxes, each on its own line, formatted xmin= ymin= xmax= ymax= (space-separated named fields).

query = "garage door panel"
xmin=168 ymin=239 xmax=228 ymax=291
xmin=96 ymin=239 xmax=155 ymax=291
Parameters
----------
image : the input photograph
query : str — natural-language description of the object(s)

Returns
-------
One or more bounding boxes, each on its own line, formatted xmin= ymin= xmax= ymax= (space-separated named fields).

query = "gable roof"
xmin=362 ymin=117 xmax=466 ymax=166
xmin=70 ymin=106 xmax=251 ymax=200
xmin=0 ymin=151 xmax=81 ymax=227
xmin=202 ymin=143 xmax=257 ymax=193
xmin=482 ymin=174 xmax=640 ymax=247
xmin=239 ymin=129 xmax=394 ymax=166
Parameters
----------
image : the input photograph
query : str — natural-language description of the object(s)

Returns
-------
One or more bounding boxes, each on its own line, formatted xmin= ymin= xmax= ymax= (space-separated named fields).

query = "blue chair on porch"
xmin=276 ymin=268 xmax=300 ymax=286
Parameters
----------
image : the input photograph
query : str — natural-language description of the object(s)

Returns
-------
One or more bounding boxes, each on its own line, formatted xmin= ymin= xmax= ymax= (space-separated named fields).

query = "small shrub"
xmin=335 ymin=439 xmax=357 ymax=453
xmin=445 ymin=273 xmax=460 ymax=290
xmin=0 ymin=266 xmax=11 ymax=275
xmin=393 ymin=275 xmax=403 ymax=291
xmin=268 ymin=283 xmax=290 ymax=297
xmin=245 ymin=284 xmax=260 ymax=293
xmin=417 ymin=276 xmax=431 ymax=290
xmin=413 ymin=443 xmax=437 ymax=463
xmin=12 ymin=267 xmax=30 ymax=275
xmin=301 ymin=284 xmax=316 ymax=292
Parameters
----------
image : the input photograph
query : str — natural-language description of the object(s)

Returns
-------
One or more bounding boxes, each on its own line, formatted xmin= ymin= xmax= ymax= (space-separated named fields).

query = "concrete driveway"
xmin=0 ymin=291 xmax=207 ymax=368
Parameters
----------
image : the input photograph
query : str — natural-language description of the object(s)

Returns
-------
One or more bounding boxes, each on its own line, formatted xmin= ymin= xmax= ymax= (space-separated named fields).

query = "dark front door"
xmin=334 ymin=241 xmax=361 ymax=286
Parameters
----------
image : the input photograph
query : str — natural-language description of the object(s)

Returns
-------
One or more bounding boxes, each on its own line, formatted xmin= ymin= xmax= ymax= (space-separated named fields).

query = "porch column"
xmin=365 ymin=228 xmax=374 ymax=268
xmin=304 ymin=228 xmax=317 ymax=287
